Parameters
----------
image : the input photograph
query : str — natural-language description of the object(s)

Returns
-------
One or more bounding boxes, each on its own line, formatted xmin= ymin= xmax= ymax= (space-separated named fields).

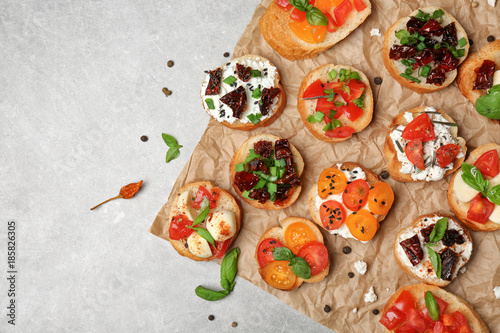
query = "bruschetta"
xmin=297 ymin=64 xmax=374 ymax=143
xmin=384 ymin=106 xmax=466 ymax=182
xmin=200 ymin=54 xmax=286 ymax=130
xmin=383 ymin=7 xmax=469 ymax=94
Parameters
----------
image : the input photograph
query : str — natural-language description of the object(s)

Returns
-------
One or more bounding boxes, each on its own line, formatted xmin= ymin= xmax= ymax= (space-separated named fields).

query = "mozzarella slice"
xmin=488 ymin=204 xmax=500 ymax=224
xmin=490 ymin=173 xmax=500 ymax=188
xmin=187 ymin=232 xmax=212 ymax=258
xmin=206 ymin=210 xmax=236 ymax=242
xmin=177 ymin=191 xmax=196 ymax=221
xmin=454 ymin=170 xmax=480 ymax=202
xmin=493 ymin=70 xmax=500 ymax=86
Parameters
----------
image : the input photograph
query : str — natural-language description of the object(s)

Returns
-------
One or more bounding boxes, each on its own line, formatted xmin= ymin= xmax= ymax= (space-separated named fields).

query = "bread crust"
xmin=307 ymin=162 xmax=391 ymax=235
xmin=259 ymin=1 xmax=371 ymax=61
xmin=383 ymin=106 xmax=466 ymax=183
xmin=200 ymin=54 xmax=286 ymax=131
xmin=383 ymin=7 xmax=470 ymax=94
xmin=297 ymin=64 xmax=374 ymax=143
xmin=229 ymin=133 xmax=304 ymax=210
xmin=255 ymin=216 xmax=330 ymax=291
xmin=167 ymin=181 xmax=242 ymax=261
xmin=393 ymin=213 xmax=472 ymax=287
xmin=447 ymin=143 xmax=500 ymax=232
xmin=381 ymin=283 xmax=489 ymax=333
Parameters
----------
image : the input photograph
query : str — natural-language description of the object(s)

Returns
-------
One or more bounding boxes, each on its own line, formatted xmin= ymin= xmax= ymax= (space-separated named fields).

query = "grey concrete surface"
xmin=0 ymin=1 xmax=334 ymax=332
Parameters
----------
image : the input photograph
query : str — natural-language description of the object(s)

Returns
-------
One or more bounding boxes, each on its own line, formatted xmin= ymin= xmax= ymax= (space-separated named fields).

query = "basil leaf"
xmin=220 ymin=248 xmax=240 ymax=291
xmin=476 ymin=85 xmax=500 ymax=120
xmin=487 ymin=184 xmax=500 ymax=206
xmin=461 ymin=163 xmax=488 ymax=193
xmin=165 ymin=146 xmax=181 ymax=163
xmin=428 ymin=217 xmax=448 ymax=243
xmin=195 ymin=286 xmax=230 ymax=301
xmin=252 ymin=87 xmax=262 ymax=99
xmin=162 ymin=133 xmax=179 ymax=147
xmin=186 ymin=227 xmax=215 ymax=246
xmin=306 ymin=7 xmax=328 ymax=26
xmin=425 ymin=291 xmax=440 ymax=321
xmin=289 ymin=257 xmax=311 ymax=279
xmin=272 ymin=247 xmax=294 ymax=261
xmin=289 ymin=0 xmax=309 ymax=12
xmin=427 ymin=246 xmax=442 ymax=279
xmin=192 ymin=198 xmax=210 ymax=226
xmin=395 ymin=29 xmax=411 ymax=40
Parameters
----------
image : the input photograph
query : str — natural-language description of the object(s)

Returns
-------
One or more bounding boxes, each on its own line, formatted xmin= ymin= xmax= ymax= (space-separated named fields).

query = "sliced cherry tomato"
xmin=290 ymin=7 xmax=307 ymax=22
xmin=210 ymin=188 xmax=220 ymax=207
xmin=289 ymin=21 xmax=326 ymax=44
xmin=320 ymin=200 xmax=346 ymax=230
xmin=452 ymin=311 xmax=468 ymax=327
xmin=406 ymin=308 xmax=426 ymax=331
xmin=405 ymin=139 xmax=425 ymax=170
xmin=263 ymin=260 xmax=297 ymax=290
xmin=318 ymin=167 xmax=348 ymax=198
xmin=325 ymin=12 xmax=338 ymax=32
xmin=316 ymin=96 xmax=337 ymax=112
xmin=467 ymin=193 xmax=495 ymax=224
xmin=314 ymin=0 xmax=333 ymax=12
xmin=367 ymin=182 xmax=394 ymax=215
xmin=325 ymin=125 xmax=355 ymax=138
xmin=339 ymin=79 xmax=366 ymax=102
xmin=345 ymin=209 xmax=379 ymax=241
xmin=297 ymin=241 xmax=329 ymax=276
xmin=395 ymin=325 xmax=417 ymax=333
xmin=436 ymin=144 xmax=460 ymax=168
xmin=342 ymin=179 xmax=370 ymax=211
xmin=303 ymin=79 xmax=324 ymax=98
xmin=284 ymin=222 xmax=317 ymax=254
xmin=323 ymin=81 xmax=345 ymax=92
xmin=393 ymin=290 xmax=416 ymax=313
xmin=169 ymin=214 xmax=194 ymax=240
xmin=379 ymin=306 xmax=406 ymax=330
xmin=275 ymin=0 xmax=293 ymax=10
xmin=257 ymin=238 xmax=285 ymax=267
xmin=211 ymin=239 xmax=232 ymax=259
xmin=335 ymin=103 xmax=364 ymax=122
xmin=402 ymin=113 xmax=436 ymax=142
xmin=333 ymin=0 xmax=353 ymax=26
xmin=474 ymin=149 xmax=500 ymax=178
xmin=353 ymin=0 xmax=367 ymax=11
xmin=422 ymin=295 xmax=448 ymax=324
xmin=192 ymin=186 xmax=217 ymax=209
xmin=442 ymin=314 xmax=454 ymax=327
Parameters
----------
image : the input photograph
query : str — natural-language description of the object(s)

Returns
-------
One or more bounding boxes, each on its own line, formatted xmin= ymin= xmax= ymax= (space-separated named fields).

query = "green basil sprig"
xmin=487 ymin=185 xmax=500 ymax=206
xmin=475 ymin=85 xmax=500 ymax=120
xmin=427 ymin=247 xmax=442 ymax=279
xmin=162 ymin=133 xmax=183 ymax=163
xmin=272 ymin=247 xmax=312 ymax=280
xmin=186 ymin=226 xmax=215 ymax=246
xmin=425 ymin=291 xmax=440 ymax=321
xmin=289 ymin=0 xmax=310 ymax=12
xmin=289 ymin=0 xmax=327 ymax=26
xmin=195 ymin=248 xmax=240 ymax=301
xmin=461 ymin=163 xmax=500 ymax=204
xmin=192 ymin=197 xmax=210 ymax=227
xmin=272 ymin=247 xmax=295 ymax=261
xmin=427 ymin=217 xmax=448 ymax=244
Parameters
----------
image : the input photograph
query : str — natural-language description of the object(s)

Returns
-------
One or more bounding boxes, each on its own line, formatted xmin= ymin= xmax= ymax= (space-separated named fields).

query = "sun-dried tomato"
xmin=91 ymin=180 xmax=143 ymax=210
xmin=259 ymin=87 xmax=281 ymax=116
xmin=442 ymin=229 xmax=465 ymax=247
xmin=420 ymin=224 xmax=435 ymax=243
xmin=399 ymin=234 xmax=423 ymax=266
xmin=412 ymin=49 xmax=433 ymax=69
xmin=406 ymin=17 xmax=425 ymax=34
xmin=275 ymin=171 xmax=301 ymax=187
xmin=254 ymin=140 xmax=272 ymax=158
xmin=389 ymin=45 xmax=418 ymax=60
xmin=440 ymin=51 xmax=460 ymax=72
xmin=205 ymin=68 xmax=222 ymax=95
xmin=248 ymin=158 xmax=269 ymax=173
xmin=440 ymin=248 xmax=458 ymax=281
xmin=429 ymin=47 xmax=447 ymax=62
xmin=473 ymin=60 xmax=496 ymax=90
xmin=234 ymin=171 xmax=259 ymax=192
xmin=220 ymin=86 xmax=247 ymax=118
xmin=442 ymin=22 xmax=458 ymax=46
xmin=274 ymin=186 xmax=296 ymax=206
xmin=248 ymin=188 xmax=271 ymax=204
xmin=424 ymin=37 xmax=438 ymax=49
xmin=426 ymin=66 xmax=447 ymax=85
xmin=419 ymin=18 xmax=444 ymax=37
xmin=274 ymin=139 xmax=293 ymax=160
xmin=236 ymin=63 xmax=252 ymax=82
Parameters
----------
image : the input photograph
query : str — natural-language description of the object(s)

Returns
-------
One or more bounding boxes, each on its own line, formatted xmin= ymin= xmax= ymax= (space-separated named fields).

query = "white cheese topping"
xmin=493 ymin=70 xmax=500 ymax=86
xmin=370 ymin=28 xmax=382 ymax=37
xmin=201 ymin=57 xmax=278 ymax=124
xmin=354 ymin=260 xmax=368 ymax=275
xmin=489 ymin=204 xmax=500 ymax=224
xmin=395 ymin=215 xmax=472 ymax=281
xmin=453 ymin=170 xmax=480 ymax=202
xmin=364 ymin=286 xmax=378 ymax=303
xmin=353 ymin=308 xmax=358 ymax=313
xmin=206 ymin=210 xmax=237 ymax=242
xmin=488 ymin=0 xmax=497 ymax=8
xmin=177 ymin=191 xmax=196 ymax=221
xmin=459 ymin=266 xmax=467 ymax=274
xmin=494 ymin=286 xmax=500 ymax=299
xmin=187 ymin=232 xmax=213 ymax=258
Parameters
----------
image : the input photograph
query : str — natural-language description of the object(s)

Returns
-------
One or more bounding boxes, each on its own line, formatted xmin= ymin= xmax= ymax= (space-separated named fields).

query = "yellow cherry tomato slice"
xmin=289 ymin=21 xmax=327 ymax=44
xmin=263 ymin=260 xmax=297 ymax=290
xmin=318 ymin=167 xmax=348 ymax=199
xmin=367 ymin=182 xmax=395 ymax=215
xmin=284 ymin=222 xmax=317 ymax=254
xmin=345 ymin=209 xmax=379 ymax=241
xmin=314 ymin=0 xmax=334 ymax=12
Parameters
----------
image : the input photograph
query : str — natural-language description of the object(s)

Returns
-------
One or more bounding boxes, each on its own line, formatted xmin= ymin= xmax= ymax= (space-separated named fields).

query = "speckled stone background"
xmin=0 ymin=1 xmax=333 ymax=332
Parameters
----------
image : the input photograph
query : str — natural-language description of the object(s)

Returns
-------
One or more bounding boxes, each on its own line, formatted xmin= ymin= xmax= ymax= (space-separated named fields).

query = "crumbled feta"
xmin=354 ymin=260 xmax=368 ymax=275
xmin=494 ymin=286 xmax=500 ymax=299
xmin=364 ymin=286 xmax=378 ymax=303
xmin=459 ymin=267 xmax=467 ymax=274
xmin=353 ymin=308 xmax=358 ymax=313
xmin=386 ymin=288 xmax=390 ymax=292
xmin=488 ymin=0 xmax=496 ymax=7
xmin=370 ymin=28 xmax=382 ymax=37
xmin=403 ymin=112 xmax=414 ymax=123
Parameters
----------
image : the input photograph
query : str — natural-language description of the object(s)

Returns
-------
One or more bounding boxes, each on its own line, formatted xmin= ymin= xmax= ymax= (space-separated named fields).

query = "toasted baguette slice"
xmin=383 ymin=7 xmax=469 ymax=94
xmin=200 ymin=54 xmax=286 ymax=131
xmin=308 ymin=162 xmax=392 ymax=239
xmin=230 ymin=134 xmax=304 ymax=210
xmin=381 ymin=284 xmax=489 ymax=333
xmin=384 ymin=106 xmax=466 ymax=183
xmin=297 ymin=64 xmax=374 ymax=143
xmin=393 ymin=213 xmax=473 ymax=287
xmin=167 ymin=181 xmax=242 ymax=261
xmin=255 ymin=216 xmax=330 ymax=291
xmin=259 ymin=1 xmax=371 ymax=61
xmin=448 ymin=143 xmax=500 ymax=231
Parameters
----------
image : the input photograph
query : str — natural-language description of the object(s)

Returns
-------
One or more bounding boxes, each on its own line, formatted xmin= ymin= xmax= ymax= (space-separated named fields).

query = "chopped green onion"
xmin=267 ymin=182 xmax=277 ymax=194
xmin=401 ymin=36 xmax=417 ymax=45
xmin=415 ymin=9 xmax=430 ymax=21
xmin=323 ymin=123 xmax=332 ymax=131
xmin=252 ymin=88 xmax=261 ymax=99
xmin=235 ymin=163 xmax=245 ymax=172
xmin=307 ymin=115 xmax=316 ymax=124
xmin=328 ymin=69 xmax=337 ymax=81
xmin=408 ymin=58 xmax=417 ymax=64
xmin=334 ymin=101 xmax=344 ymax=107
xmin=223 ymin=75 xmax=237 ymax=85
xmin=417 ymin=42 xmax=426 ymax=51
xmin=349 ymin=71 xmax=361 ymax=80
xmin=431 ymin=9 xmax=444 ymax=19
xmin=396 ymin=141 xmax=404 ymax=153
xmin=339 ymin=68 xmax=346 ymax=82
xmin=395 ymin=29 xmax=411 ymax=40
xmin=329 ymin=109 xmax=337 ymax=119
xmin=247 ymin=113 xmax=261 ymax=125
xmin=341 ymin=84 xmax=351 ymax=95
xmin=452 ymin=49 xmax=465 ymax=58
xmin=420 ymin=65 xmax=431 ymax=78
xmin=324 ymin=88 xmax=334 ymax=94
xmin=400 ymin=73 xmax=421 ymax=83
xmin=401 ymin=59 xmax=410 ymax=67
xmin=254 ymin=179 xmax=267 ymax=189
xmin=242 ymin=190 xmax=251 ymax=199
xmin=458 ymin=37 xmax=467 ymax=48
xmin=250 ymin=69 xmax=262 ymax=77
xmin=244 ymin=149 xmax=261 ymax=163
xmin=269 ymin=192 xmax=276 ymax=202
xmin=314 ymin=111 xmax=325 ymax=122
xmin=276 ymin=159 xmax=286 ymax=167
xmin=353 ymin=95 xmax=365 ymax=108
xmin=432 ymin=121 xmax=457 ymax=126
xmin=405 ymin=67 xmax=413 ymax=75
xmin=270 ymin=166 xmax=277 ymax=177
xmin=205 ymin=98 xmax=215 ymax=109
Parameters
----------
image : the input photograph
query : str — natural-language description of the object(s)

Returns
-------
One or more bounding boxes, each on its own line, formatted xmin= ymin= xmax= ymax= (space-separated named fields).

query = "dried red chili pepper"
xmin=90 ymin=180 xmax=143 ymax=210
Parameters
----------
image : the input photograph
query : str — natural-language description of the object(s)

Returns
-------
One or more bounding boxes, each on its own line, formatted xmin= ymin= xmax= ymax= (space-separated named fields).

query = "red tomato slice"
xmin=192 ymin=186 xmax=217 ymax=209
xmin=436 ymin=144 xmax=460 ymax=168
xmin=467 ymin=193 xmax=495 ymax=224
xmin=433 ymin=321 xmax=445 ymax=333
xmin=339 ymin=79 xmax=366 ymax=102
xmin=290 ymin=8 xmax=307 ymax=21
xmin=336 ymin=103 xmax=364 ymax=122
xmin=169 ymin=215 xmax=194 ymax=240
xmin=257 ymin=238 xmax=284 ymax=268
xmin=342 ymin=179 xmax=370 ymax=211
xmin=474 ymin=149 xmax=500 ymax=178
xmin=394 ymin=290 xmax=416 ymax=313
xmin=325 ymin=126 xmax=355 ymax=138
xmin=452 ymin=311 xmax=468 ymax=327
xmin=211 ymin=239 xmax=232 ymax=259
xmin=319 ymin=200 xmax=346 ymax=230
xmin=303 ymin=79 xmax=325 ymax=98
xmin=353 ymin=0 xmax=367 ymax=11
xmin=406 ymin=308 xmax=426 ymax=331
xmin=422 ymin=295 xmax=448 ymax=324
xmin=405 ymin=139 xmax=425 ymax=170
xmin=325 ymin=12 xmax=337 ymax=32
xmin=297 ymin=241 xmax=329 ymax=276
xmin=379 ymin=306 xmax=406 ymax=330
xmin=275 ymin=0 xmax=292 ymax=10
xmin=333 ymin=0 xmax=353 ymax=26
xmin=402 ymin=113 xmax=436 ymax=142
xmin=316 ymin=97 xmax=337 ymax=112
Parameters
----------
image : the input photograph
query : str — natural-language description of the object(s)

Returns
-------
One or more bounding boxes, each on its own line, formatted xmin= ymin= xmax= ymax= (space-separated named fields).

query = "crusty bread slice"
xmin=200 ymin=54 xmax=286 ymax=131
xmin=448 ymin=143 xmax=500 ymax=232
xmin=167 ymin=181 xmax=242 ymax=261
xmin=259 ymin=1 xmax=371 ymax=61
xmin=255 ymin=216 xmax=330 ymax=291
xmin=393 ymin=213 xmax=472 ymax=287
xmin=381 ymin=283 xmax=489 ymax=333
xmin=229 ymin=133 xmax=304 ymax=210
xmin=383 ymin=106 xmax=467 ymax=183
xmin=383 ymin=7 xmax=470 ymax=94
xmin=297 ymin=64 xmax=374 ymax=143
xmin=308 ymin=162 xmax=391 ymax=233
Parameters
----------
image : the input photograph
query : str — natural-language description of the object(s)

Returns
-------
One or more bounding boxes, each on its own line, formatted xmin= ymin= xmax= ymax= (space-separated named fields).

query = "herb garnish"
xmin=461 ymin=163 xmax=500 ymax=205
xmin=425 ymin=217 xmax=448 ymax=279
xmin=162 ymin=133 xmax=183 ymax=163
xmin=272 ymin=247 xmax=311 ymax=279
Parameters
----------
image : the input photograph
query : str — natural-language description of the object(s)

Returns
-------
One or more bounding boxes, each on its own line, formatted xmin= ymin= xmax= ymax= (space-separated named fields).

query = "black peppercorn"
xmin=324 ymin=305 xmax=331 ymax=313
xmin=487 ymin=35 xmax=495 ymax=43
xmin=348 ymin=272 xmax=355 ymax=278
xmin=208 ymin=315 xmax=215 ymax=321
xmin=224 ymin=52 xmax=230 ymax=58
xmin=140 ymin=135 xmax=148 ymax=142
xmin=343 ymin=246 xmax=352 ymax=254
xmin=374 ymin=77 xmax=383 ymax=85
xmin=380 ymin=170 xmax=390 ymax=179
xmin=167 ymin=60 xmax=174 ymax=67
xmin=372 ymin=309 xmax=380 ymax=315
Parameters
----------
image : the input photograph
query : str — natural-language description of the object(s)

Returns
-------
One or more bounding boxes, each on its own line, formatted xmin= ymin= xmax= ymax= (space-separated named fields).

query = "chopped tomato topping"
xmin=405 ymin=139 xmax=425 ymax=170
xmin=379 ymin=306 xmax=405 ymax=330
xmin=467 ymin=193 xmax=495 ymax=224
xmin=192 ymin=185 xmax=218 ymax=209
xmin=169 ymin=215 xmax=194 ymax=240
xmin=211 ymin=239 xmax=232 ymax=259
xmin=303 ymin=79 xmax=325 ymax=98
xmin=406 ymin=308 xmax=426 ymax=331
xmin=290 ymin=8 xmax=307 ymax=22
xmin=473 ymin=149 xmax=499 ymax=178
xmin=275 ymin=0 xmax=292 ymax=10
xmin=339 ymin=79 xmax=366 ymax=102
xmin=436 ymin=144 xmax=460 ymax=168
xmin=333 ymin=0 xmax=353 ymax=26
xmin=353 ymin=0 xmax=367 ymax=12
xmin=325 ymin=12 xmax=338 ymax=32
xmin=325 ymin=125 xmax=355 ymax=138
xmin=335 ymin=103 xmax=364 ymax=122
xmin=393 ymin=290 xmax=416 ymax=313
xmin=402 ymin=113 xmax=436 ymax=142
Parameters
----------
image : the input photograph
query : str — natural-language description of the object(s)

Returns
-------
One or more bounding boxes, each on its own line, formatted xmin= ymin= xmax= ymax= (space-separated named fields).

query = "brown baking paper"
xmin=150 ymin=1 xmax=500 ymax=331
